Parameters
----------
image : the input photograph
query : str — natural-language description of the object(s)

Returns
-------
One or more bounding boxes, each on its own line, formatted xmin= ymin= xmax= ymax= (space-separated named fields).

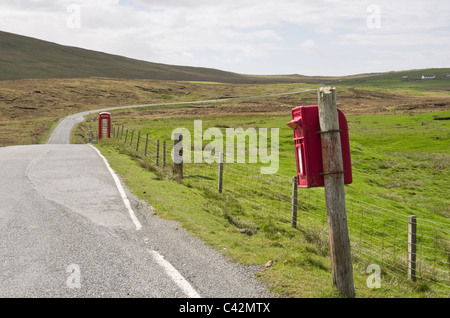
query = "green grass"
xmin=82 ymin=108 xmax=450 ymax=298
xmin=335 ymin=68 xmax=450 ymax=93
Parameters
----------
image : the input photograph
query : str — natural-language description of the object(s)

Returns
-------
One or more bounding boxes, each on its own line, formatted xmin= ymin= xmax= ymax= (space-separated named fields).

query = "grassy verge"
xmin=83 ymin=108 xmax=449 ymax=298
xmin=0 ymin=116 xmax=60 ymax=146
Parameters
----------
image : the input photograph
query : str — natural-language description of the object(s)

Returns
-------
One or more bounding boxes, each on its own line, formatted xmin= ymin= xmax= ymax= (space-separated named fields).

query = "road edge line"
xmin=89 ymin=144 xmax=142 ymax=230
xmin=148 ymin=250 xmax=201 ymax=298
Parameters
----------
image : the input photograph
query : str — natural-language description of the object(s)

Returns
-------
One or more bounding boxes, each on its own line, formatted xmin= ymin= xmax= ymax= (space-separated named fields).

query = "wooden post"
xmin=163 ymin=141 xmax=166 ymax=168
xmin=145 ymin=133 xmax=149 ymax=156
xmin=136 ymin=132 xmax=141 ymax=152
xmin=408 ymin=215 xmax=417 ymax=282
xmin=124 ymin=129 xmax=128 ymax=143
xmin=173 ymin=133 xmax=183 ymax=178
xmin=218 ymin=152 xmax=224 ymax=193
xmin=156 ymin=140 xmax=160 ymax=166
xmin=130 ymin=130 xmax=134 ymax=146
xmin=291 ymin=176 xmax=298 ymax=228
xmin=121 ymin=126 xmax=124 ymax=139
xmin=318 ymin=87 xmax=355 ymax=298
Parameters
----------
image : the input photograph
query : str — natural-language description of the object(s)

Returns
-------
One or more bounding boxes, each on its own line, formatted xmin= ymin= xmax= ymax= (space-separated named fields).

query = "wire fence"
xmin=96 ymin=124 xmax=449 ymax=293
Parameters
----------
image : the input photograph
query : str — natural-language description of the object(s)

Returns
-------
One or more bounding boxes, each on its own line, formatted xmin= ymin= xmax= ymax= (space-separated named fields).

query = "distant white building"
xmin=421 ymin=75 xmax=436 ymax=79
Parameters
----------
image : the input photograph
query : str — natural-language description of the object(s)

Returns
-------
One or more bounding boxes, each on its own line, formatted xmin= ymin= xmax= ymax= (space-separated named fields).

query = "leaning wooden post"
xmin=318 ymin=87 xmax=355 ymax=298
xmin=218 ymin=152 xmax=224 ymax=193
xmin=408 ymin=215 xmax=417 ymax=282
xmin=291 ymin=176 xmax=298 ymax=228
xmin=173 ymin=133 xmax=183 ymax=179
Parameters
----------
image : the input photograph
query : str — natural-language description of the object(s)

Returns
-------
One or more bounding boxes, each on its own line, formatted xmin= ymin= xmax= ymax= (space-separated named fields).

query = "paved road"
xmin=0 ymin=144 xmax=274 ymax=297
xmin=47 ymin=89 xmax=313 ymax=144
xmin=0 ymin=95 xmax=295 ymax=298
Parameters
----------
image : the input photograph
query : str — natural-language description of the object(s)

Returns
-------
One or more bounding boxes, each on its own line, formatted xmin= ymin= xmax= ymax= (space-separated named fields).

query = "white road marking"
xmin=89 ymin=145 xmax=142 ymax=230
xmin=91 ymin=144 xmax=200 ymax=297
xmin=148 ymin=250 xmax=201 ymax=298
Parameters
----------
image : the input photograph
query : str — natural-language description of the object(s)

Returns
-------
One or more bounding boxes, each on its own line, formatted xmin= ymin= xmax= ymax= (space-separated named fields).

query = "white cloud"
xmin=300 ymin=40 xmax=320 ymax=54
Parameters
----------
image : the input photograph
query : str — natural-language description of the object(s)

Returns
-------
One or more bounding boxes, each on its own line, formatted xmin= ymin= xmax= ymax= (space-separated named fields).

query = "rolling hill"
xmin=0 ymin=30 xmax=325 ymax=84
xmin=1 ymin=30 xmax=449 ymax=87
xmin=0 ymin=31 xmax=450 ymax=86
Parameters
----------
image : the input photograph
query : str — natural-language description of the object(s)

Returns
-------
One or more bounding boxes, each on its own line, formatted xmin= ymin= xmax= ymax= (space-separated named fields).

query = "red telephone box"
xmin=286 ymin=105 xmax=352 ymax=188
xmin=98 ymin=112 xmax=111 ymax=139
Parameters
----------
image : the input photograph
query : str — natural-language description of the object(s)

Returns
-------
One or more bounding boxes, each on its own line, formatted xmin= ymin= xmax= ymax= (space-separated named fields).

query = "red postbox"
xmin=98 ymin=112 xmax=111 ymax=139
xmin=286 ymin=105 xmax=352 ymax=188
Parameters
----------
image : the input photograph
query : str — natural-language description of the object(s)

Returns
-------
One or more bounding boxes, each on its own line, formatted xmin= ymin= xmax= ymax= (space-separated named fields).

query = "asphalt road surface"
xmin=0 ymin=101 xmax=277 ymax=298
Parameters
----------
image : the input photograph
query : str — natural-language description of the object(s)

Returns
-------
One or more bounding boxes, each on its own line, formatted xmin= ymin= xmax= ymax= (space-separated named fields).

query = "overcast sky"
xmin=1 ymin=0 xmax=449 ymax=76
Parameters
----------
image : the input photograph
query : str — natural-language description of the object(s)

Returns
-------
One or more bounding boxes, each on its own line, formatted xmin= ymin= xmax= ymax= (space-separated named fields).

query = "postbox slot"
xmin=297 ymin=144 xmax=305 ymax=175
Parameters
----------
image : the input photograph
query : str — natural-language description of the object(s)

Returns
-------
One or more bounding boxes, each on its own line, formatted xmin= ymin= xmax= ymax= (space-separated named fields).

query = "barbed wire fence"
xmin=99 ymin=124 xmax=449 ymax=294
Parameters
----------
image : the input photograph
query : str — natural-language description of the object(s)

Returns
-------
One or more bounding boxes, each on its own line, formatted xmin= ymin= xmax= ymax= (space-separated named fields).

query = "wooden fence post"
xmin=156 ymin=139 xmax=160 ymax=166
xmin=291 ymin=176 xmax=298 ymax=228
xmin=408 ymin=215 xmax=417 ymax=282
xmin=145 ymin=133 xmax=149 ymax=156
xmin=173 ymin=133 xmax=183 ymax=178
xmin=130 ymin=130 xmax=134 ymax=146
xmin=121 ymin=126 xmax=124 ymax=139
xmin=218 ymin=152 xmax=224 ymax=193
xmin=136 ymin=132 xmax=141 ymax=152
xmin=318 ymin=87 xmax=355 ymax=298
xmin=163 ymin=141 xmax=166 ymax=168
xmin=124 ymin=129 xmax=128 ymax=143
